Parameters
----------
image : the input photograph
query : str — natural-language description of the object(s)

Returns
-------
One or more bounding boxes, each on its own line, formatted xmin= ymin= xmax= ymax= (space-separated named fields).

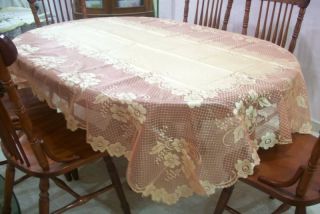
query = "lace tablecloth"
xmin=10 ymin=17 xmax=312 ymax=204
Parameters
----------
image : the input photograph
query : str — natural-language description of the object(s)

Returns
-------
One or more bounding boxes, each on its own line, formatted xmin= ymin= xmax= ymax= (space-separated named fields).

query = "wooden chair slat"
xmin=222 ymin=0 xmax=233 ymax=30
xmin=0 ymin=103 xmax=23 ymax=163
xmin=272 ymin=1 xmax=283 ymax=43
xmin=29 ymin=1 xmax=41 ymax=27
xmin=255 ymin=0 xmax=264 ymax=37
xmin=47 ymin=0 xmax=55 ymax=24
xmin=208 ymin=0 xmax=215 ymax=27
xmin=277 ymin=2 xmax=289 ymax=46
xmin=281 ymin=4 xmax=294 ymax=47
xmin=28 ymin=0 xmax=87 ymax=27
xmin=216 ymin=0 xmax=224 ymax=28
xmin=289 ymin=7 xmax=307 ymax=52
xmin=212 ymin=0 xmax=218 ymax=28
xmin=266 ymin=1 xmax=277 ymax=41
xmin=40 ymin=0 xmax=50 ymax=25
xmin=199 ymin=0 xmax=206 ymax=25
xmin=194 ymin=0 xmax=200 ymax=24
xmin=52 ymin=0 xmax=60 ymax=23
xmin=243 ymin=0 xmax=310 ymax=53
xmin=204 ymin=0 xmax=210 ymax=26
xmin=65 ymin=0 xmax=71 ymax=21
xmin=184 ymin=0 xmax=190 ymax=22
xmin=184 ymin=0 xmax=234 ymax=30
xmin=261 ymin=0 xmax=272 ymax=39
xmin=242 ymin=0 xmax=252 ymax=34
xmin=57 ymin=0 xmax=65 ymax=22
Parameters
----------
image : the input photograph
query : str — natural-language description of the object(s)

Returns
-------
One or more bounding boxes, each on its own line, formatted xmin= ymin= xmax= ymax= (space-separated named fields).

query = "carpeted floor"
xmin=0 ymin=155 xmax=319 ymax=214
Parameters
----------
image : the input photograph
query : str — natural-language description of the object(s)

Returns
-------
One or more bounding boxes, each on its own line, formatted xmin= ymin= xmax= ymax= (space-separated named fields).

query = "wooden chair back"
xmin=27 ymin=0 xmax=88 ymax=27
xmin=183 ymin=0 xmax=234 ymax=30
xmin=0 ymin=35 xmax=49 ymax=171
xmin=242 ymin=0 xmax=310 ymax=52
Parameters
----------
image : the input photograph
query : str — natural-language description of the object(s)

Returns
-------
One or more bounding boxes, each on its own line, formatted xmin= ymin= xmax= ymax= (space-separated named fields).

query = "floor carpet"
xmin=0 ymin=156 xmax=320 ymax=214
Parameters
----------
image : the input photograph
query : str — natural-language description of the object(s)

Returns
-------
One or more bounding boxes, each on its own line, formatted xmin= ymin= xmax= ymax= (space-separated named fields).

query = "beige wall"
xmin=159 ymin=0 xmax=320 ymax=127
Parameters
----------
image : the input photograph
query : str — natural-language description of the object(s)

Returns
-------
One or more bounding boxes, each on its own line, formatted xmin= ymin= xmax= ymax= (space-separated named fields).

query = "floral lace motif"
xmin=259 ymin=132 xmax=278 ymax=150
xmin=299 ymin=123 xmax=313 ymax=134
xmin=233 ymin=90 xmax=272 ymax=142
xmin=235 ymin=159 xmax=255 ymax=178
xmin=58 ymin=72 xmax=101 ymax=91
xmin=149 ymin=128 xmax=198 ymax=182
xmin=94 ymin=92 xmax=147 ymax=126
xmin=88 ymin=135 xmax=129 ymax=157
xmin=142 ymin=184 xmax=193 ymax=205
xmin=17 ymin=44 xmax=39 ymax=56
xmin=296 ymin=95 xmax=308 ymax=109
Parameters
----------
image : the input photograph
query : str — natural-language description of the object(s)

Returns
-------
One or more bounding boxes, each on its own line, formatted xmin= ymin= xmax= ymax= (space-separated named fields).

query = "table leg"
xmin=213 ymin=185 xmax=235 ymax=214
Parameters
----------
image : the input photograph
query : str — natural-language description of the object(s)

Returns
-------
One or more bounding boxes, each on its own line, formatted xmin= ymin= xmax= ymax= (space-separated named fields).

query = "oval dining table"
xmin=10 ymin=16 xmax=312 ymax=205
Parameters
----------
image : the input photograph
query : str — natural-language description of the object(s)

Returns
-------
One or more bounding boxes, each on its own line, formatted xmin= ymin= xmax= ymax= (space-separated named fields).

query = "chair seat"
xmin=3 ymin=88 xmax=105 ymax=177
xmin=242 ymin=133 xmax=320 ymax=206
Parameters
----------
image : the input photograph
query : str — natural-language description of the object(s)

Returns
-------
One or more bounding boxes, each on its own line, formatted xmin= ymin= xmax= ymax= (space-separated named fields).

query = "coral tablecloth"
xmin=10 ymin=17 xmax=312 ymax=204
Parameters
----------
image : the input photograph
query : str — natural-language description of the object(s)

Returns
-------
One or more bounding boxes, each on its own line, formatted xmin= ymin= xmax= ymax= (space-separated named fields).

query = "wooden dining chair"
xmin=242 ymin=0 xmax=311 ymax=53
xmin=213 ymin=133 xmax=320 ymax=214
xmin=183 ymin=0 xmax=234 ymax=30
xmin=1 ymin=85 xmax=80 ymax=182
xmin=27 ymin=0 xmax=88 ymax=27
xmin=0 ymin=35 xmax=130 ymax=213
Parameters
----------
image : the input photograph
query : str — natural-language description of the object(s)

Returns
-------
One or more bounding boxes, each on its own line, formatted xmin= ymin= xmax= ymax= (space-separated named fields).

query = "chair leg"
xmin=2 ymin=163 xmax=15 ymax=214
xmin=0 ymin=160 xmax=8 ymax=165
xmin=103 ymin=156 xmax=131 ymax=214
xmin=272 ymin=203 xmax=291 ymax=214
xmin=71 ymin=168 xmax=79 ymax=180
xmin=64 ymin=172 xmax=72 ymax=181
xmin=14 ymin=174 xmax=31 ymax=185
xmin=213 ymin=185 xmax=235 ymax=214
xmin=39 ymin=177 xmax=50 ymax=214
xmin=64 ymin=169 xmax=79 ymax=181
xmin=295 ymin=205 xmax=306 ymax=214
